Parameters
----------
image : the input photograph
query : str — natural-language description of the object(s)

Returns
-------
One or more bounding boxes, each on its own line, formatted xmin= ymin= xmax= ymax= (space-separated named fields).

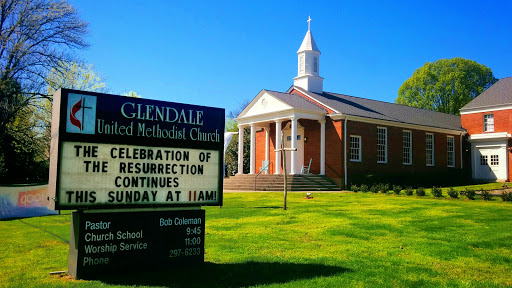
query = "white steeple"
xmin=294 ymin=16 xmax=323 ymax=94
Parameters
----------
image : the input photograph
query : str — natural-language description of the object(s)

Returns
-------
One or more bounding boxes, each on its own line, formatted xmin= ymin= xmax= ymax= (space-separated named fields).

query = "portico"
xmin=235 ymin=90 xmax=327 ymax=175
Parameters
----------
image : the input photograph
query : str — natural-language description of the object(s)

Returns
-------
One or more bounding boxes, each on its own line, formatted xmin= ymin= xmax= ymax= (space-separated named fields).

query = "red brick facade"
xmin=461 ymin=109 xmax=512 ymax=181
xmin=252 ymin=117 xmax=464 ymax=187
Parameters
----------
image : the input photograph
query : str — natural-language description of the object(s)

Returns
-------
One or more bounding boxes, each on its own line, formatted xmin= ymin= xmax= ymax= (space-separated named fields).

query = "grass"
xmin=1 ymin=189 xmax=512 ymax=287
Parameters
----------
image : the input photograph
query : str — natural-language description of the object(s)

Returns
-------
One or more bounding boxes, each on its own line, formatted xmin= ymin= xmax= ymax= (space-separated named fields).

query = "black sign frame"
xmin=48 ymin=89 xmax=224 ymax=210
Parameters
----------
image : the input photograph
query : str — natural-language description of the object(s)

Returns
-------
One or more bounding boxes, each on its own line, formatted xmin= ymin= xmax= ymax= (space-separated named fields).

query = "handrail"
xmin=254 ymin=162 xmax=273 ymax=191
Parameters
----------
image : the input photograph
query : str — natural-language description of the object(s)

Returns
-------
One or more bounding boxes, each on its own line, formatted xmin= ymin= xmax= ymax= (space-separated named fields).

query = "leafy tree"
xmin=0 ymin=0 xmax=88 ymax=183
xmin=396 ymin=58 xmax=497 ymax=115
xmin=0 ymin=0 xmax=88 ymax=96
xmin=46 ymin=61 xmax=107 ymax=96
xmin=122 ymin=91 xmax=142 ymax=98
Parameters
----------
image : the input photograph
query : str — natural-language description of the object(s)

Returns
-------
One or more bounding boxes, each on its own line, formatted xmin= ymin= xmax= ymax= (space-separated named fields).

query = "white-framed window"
xmin=491 ymin=155 xmax=499 ymax=166
xmin=313 ymin=56 xmax=318 ymax=73
xmin=425 ymin=133 xmax=434 ymax=166
xmin=484 ymin=114 xmax=494 ymax=132
xmin=480 ymin=155 xmax=488 ymax=166
xmin=350 ymin=135 xmax=362 ymax=162
xmin=403 ymin=130 xmax=412 ymax=165
xmin=447 ymin=136 xmax=455 ymax=167
xmin=377 ymin=127 xmax=387 ymax=163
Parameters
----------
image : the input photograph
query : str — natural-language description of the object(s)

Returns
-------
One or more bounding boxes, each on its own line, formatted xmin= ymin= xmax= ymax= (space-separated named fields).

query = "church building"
xmin=234 ymin=19 xmax=466 ymax=188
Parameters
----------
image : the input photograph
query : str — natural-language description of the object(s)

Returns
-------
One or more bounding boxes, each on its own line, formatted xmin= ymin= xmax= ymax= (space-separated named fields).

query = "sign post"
xmin=48 ymin=89 xmax=224 ymax=279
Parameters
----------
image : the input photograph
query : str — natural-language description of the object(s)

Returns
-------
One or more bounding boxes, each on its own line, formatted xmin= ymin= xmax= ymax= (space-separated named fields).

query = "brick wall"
xmin=345 ymin=120 xmax=463 ymax=183
xmin=461 ymin=109 xmax=512 ymax=135
xmin=461 ymin=109 xmax=512 ymax=181
xmin=252 ymin=117 xmax=464 ymax=186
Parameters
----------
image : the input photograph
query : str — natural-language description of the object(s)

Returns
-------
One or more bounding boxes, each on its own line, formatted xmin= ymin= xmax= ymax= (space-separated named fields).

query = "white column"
xmin=290 ymin=117 xmax=298 ymax=175
xmin=250 ymin=123 xmax=256 ymax=174
xmin=319 ymin=119 xmax=326 ymax=175
xmin=265 ymin=126 xmax=270 ymax=174
xmin=275 ymin=120 xmax=281 ymax=174
xmin=237 ymin=125 xmax=244 ymax=174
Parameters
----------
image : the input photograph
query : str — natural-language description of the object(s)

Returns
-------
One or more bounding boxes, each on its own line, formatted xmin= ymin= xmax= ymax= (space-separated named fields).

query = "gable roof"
xmin=290 ymin=86 xmax=464 ymax=132
xmin=460 ymin=77 xmax=512 ymax=112
xmin=265 ymin=90 xmax=326 ymax=113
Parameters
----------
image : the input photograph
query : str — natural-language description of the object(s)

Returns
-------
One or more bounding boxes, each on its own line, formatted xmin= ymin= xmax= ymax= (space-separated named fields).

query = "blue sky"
xmin=69 ymin=0 xmax=512 ymax=115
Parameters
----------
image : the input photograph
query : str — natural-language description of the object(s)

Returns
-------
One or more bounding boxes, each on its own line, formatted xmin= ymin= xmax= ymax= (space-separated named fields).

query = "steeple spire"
xmin=294 ymin=16 xmax=323 ymax=94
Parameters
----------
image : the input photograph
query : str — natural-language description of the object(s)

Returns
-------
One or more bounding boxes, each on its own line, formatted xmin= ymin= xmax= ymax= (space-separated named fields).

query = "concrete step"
xmin=223 ymin=174 xmax=341 ymax=191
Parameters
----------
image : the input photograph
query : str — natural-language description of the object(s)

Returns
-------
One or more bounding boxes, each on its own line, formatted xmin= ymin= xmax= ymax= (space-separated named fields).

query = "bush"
xmin=447 ymin=187 xmax=459 ymax=198
xmin=405 ymin=187 xmax=414 ymax=196
xmin=392 ymin=185 xmax=402 ymax=195
xmin=431 ymin=187 xmax=443 ymax=197
xmin=416 ymin=187 xmax=426 ymax=196
xmin=465 ymin=188 xmax=476 ymax=200
xmin=360 ymin=184 xmax=369 ymax=193
xmin=500 ymin=191 xmax=512 ymax=202
xmin=370 ymin=185 xmax=379 ymax=193
xmin=481 ymin=189 xmax=493 ymax=201
xmin=350 ymin=184 xmax=359 ymax=192
xmin=379 ymin=183 xmax=390 ymax=194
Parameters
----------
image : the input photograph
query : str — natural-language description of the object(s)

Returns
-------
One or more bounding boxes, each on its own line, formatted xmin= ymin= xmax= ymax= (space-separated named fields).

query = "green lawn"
xmin=1 ymin=190 xmax=512 ymax=287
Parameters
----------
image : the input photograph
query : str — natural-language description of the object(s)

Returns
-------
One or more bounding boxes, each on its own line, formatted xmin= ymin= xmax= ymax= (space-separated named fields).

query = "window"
xmin=313 ymin=56 xmax=318 ymax=73
xmin=484 ymin=114 xmax=494 ymax=132
xmin=377 ymin=127 xmax=387 ymax=163
xmin=403 ymin=130 xmax=412 ymax=165
xmin=426 ymin=133 xmax=434 ymax=166
xmin=480 ymin=155 xmax=488 ymax=165
xmin=491 ymin=155 xmax=499 ymax=166
xmin=447 ymin=136 xmax=455 ymax=167
xmin=350 ymin=136 xmax=362 ymax=162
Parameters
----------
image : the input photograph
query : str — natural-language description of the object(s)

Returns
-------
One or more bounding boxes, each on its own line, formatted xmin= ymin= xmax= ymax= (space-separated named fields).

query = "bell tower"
xmin=293 ymin=16 xmax=323 ymax=93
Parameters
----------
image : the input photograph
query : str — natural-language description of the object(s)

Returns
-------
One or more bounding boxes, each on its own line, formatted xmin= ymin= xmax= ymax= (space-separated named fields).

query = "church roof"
xmin=460 ymin=77 xmax=512 ymax=111
xmin=290 ymin=87 xmax=464 ymax=132
xmin=264 ymin=90 xmax=327 ymax=113
xmin=298 ymin=31 xmax=320 ymax=53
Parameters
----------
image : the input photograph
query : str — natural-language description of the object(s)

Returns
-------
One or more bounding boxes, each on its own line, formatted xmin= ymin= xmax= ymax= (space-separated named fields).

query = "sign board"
xmin=48 ymin=89 xmax=224 ymax=210
xmin=68 ymin=209 xmax=205 ymax=279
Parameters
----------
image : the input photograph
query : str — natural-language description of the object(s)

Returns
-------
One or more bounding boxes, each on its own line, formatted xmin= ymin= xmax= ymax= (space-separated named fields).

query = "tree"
xmin=396 ymin=58 xmax=498 ymax=115
xmin=46 ymin=61 xmax=107 ymax=96
xmin=0 ymin=1 xmax=89 ymax=183
xmin=122 ymin=91 xmax=142 ymax=98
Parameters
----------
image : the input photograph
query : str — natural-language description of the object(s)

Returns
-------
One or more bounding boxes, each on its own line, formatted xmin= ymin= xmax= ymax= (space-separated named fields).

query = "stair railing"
xmin=254 ymin=162 xmax=273 ymax=191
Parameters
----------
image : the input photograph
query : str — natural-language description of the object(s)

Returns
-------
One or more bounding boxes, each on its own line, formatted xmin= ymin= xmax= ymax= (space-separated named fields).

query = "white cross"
xmin=307 ymin=16 xmax=312 ymax=31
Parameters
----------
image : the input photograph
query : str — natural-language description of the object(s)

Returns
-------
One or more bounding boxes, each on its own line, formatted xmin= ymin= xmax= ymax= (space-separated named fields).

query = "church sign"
xmin=69 ymin=209 xmax=205 ymax=279
xmin=48 ymin=89 xmax=224 ymax=210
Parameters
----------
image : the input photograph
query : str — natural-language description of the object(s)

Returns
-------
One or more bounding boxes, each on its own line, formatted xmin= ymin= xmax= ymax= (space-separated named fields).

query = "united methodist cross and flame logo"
xmin=66 ymin=94 xmax=97 ymax=134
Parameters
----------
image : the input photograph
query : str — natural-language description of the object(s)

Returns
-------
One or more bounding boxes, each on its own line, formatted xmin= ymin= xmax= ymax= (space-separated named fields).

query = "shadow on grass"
xmin=95 ymin=261 xmax=350 ymax=287
xmin=253 ymin=206 xmax=283 ymax=209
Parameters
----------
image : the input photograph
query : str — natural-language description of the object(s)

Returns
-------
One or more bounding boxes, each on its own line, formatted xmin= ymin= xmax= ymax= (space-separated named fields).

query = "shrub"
xmin=500 ymin=191 xmax=512 ymax=202
xmin=465 ymin=188 xmax=476 ymax=200
xmin=416 ymin=187 xmax=426 ymax=196
xmin=350 ymin=184 xmax=359 ymax=192
xmin=392 ymin=185 xmax=402 ymax=195
xmin=370 ymin=185 xmax=379 ymax=193
xmin=379 ymin=183 xmax=390 ymax=194
xmin=405 ymin=187 xmax=414 ymax=196
xmin=431 ymin=187 xmax=443 ymax=197
xmin=481 ymin=189 xmax=493 ymax=201
xmin=360 ymin=184 xmax=369 ymax=193
xmin=447 ymin=187 xmax=459 ymax=199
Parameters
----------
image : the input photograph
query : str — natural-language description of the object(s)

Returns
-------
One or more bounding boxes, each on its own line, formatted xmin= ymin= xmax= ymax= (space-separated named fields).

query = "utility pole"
xmin=275 ymin=133 xmax=296 ymax=210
